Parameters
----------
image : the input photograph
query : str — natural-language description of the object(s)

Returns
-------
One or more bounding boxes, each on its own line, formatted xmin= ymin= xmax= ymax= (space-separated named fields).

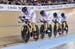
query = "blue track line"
xmin=2 ymin=35 xmax=75 ymax=49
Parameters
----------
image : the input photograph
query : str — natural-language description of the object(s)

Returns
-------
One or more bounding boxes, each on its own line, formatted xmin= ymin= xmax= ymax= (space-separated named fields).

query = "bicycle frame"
xmin=42 ymin=21 xmax=50 ymax=31
xmin=22 ymin=20 xmax=33 ymax=33
xmin=63 ymin=22 xmax=67 ymax=29
xmin=56 ymin=23 xmax=59 ymax=30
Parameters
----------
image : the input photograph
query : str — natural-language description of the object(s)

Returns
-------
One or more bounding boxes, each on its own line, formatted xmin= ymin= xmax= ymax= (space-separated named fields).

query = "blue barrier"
xmin=2 ymin=35 xmax=75 ymax=49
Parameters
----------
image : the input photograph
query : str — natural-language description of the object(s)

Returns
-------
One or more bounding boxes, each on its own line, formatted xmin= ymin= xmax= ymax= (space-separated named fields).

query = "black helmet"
xmin=53 ymin=12 xmax=57 ymax=18
xmin=61 ymin=13 xmax=65 ymax=18
xmin=40 ymin=10 xmax=45 ymax=15
xmin=22 ymin=7 xmax=27 ymax=12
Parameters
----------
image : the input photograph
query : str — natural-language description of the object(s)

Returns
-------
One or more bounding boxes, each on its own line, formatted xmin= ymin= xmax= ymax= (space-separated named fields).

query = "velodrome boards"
xmin=0 ymin=5 xmax=75 ymax=38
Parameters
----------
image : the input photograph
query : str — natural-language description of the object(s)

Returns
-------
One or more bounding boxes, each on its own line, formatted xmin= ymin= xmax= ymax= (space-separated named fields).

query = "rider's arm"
xmin=47 ymin=14 xmax=52 ymax=24
xmin=64 ymin=16 xmax=67 ymax=22
xmin=19 ymin=16 xmax=25 ymax=22
xmin=40 ymin=19 xmax=43 ymax=22
xmin=52 ymin=18 xmax=56 ymax=23
xmin=31 ymin=11 xmax=36 ymax=23
xmin=40 ymin=16 xmax=44 ymax=22
xmin=57 ymin=17 xmax=61 ymax=24
xmin=62 ymin=16 xmax=67 ymax=23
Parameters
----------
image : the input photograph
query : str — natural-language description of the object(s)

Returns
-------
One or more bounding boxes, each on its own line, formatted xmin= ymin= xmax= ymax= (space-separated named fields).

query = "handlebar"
xmin=19 ymin=16 xmax=30 ymax=24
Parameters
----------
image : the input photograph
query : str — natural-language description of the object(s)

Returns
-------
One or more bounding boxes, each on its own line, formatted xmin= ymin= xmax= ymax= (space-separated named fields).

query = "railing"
xmin=0 ymin=1 xmax=75 ymax=5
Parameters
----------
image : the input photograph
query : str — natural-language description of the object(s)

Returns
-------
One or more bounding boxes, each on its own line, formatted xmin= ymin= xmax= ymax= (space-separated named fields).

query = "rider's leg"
xmin=47 ymin=23 xmax=50 ymax=28
xmin=61 ymin=23 xmax=64 ymax=35
xmin=32 ymin=23 xmax=36 ymax=31
xmin=54 ymin=24 xmax=57 ymax=37
xmin=58 ymin=23 xmax=62 ymax=35
xmin=44 ymin=23 xmax=48 ymax=31
xmin=28 ymin=22 xmax=33 ymax=33
xmin=47 ymin=24 xmax=52 ymax=38
xmin=65 ymin=22 xmax=68 ymax=34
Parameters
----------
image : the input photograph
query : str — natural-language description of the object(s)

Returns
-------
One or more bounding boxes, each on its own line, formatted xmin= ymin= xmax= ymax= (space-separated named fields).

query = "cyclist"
xmin=40 ymin=10 xmax=52 ymax=31
xmin=52 ymin=12 xmax=62 ymax=37
xmin=61 ymin=13 xmax=68 ymax=34
xmin=19 ymin=7 xmax=37 ymax=33
xmin=40 ymin=10 xmax=52 ymax=38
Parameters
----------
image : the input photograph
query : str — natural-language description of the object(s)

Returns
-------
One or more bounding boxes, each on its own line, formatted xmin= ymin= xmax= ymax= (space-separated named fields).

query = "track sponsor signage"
xmin=0 ymin=4 xmax=75 ymax=11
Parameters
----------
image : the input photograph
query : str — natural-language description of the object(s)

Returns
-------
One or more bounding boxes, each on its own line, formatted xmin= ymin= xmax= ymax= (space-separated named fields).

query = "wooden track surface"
xmin=0 ymin=8 xmax=75 ymax=47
